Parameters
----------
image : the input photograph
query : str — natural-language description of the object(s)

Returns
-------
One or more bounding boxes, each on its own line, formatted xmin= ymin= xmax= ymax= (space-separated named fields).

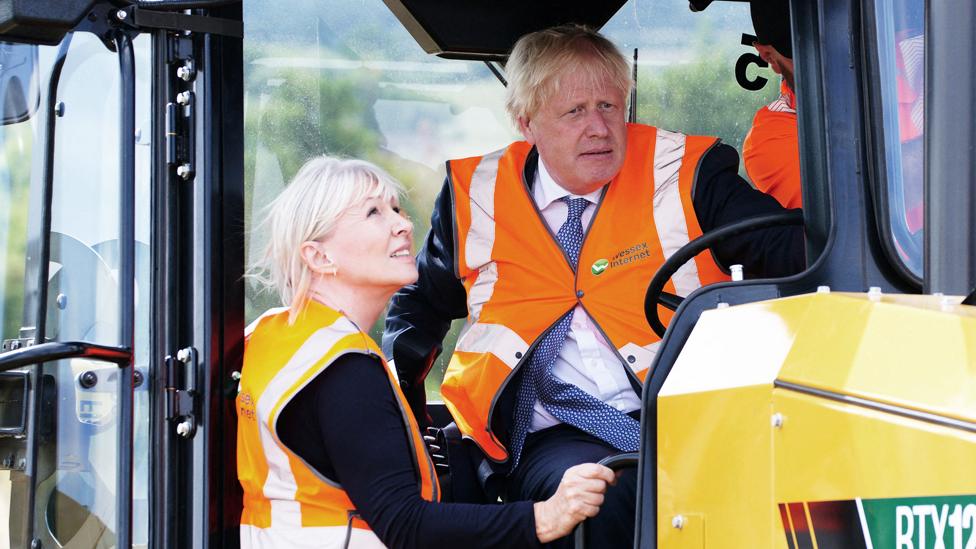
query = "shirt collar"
xmin=535 ymin=157 xmax=604 ymax=210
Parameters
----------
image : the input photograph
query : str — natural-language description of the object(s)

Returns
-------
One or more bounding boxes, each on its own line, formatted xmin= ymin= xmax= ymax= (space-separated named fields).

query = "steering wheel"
xmin=643 ymin=211 xmax=804 ymax=338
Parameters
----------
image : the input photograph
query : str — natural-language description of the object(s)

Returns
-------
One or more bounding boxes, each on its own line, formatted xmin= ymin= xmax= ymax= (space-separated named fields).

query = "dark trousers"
xmin=505 ymin=423 xmax=637 ymax=549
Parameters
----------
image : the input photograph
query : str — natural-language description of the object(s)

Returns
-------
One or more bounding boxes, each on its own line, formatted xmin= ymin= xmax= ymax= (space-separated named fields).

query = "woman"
xmin=237 ymin=156 xmax=615 ymax=548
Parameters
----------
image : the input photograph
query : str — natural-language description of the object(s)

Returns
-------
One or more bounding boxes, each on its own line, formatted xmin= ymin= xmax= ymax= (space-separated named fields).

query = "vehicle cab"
xmin=0 ymin=1 xmax=972 ymax=548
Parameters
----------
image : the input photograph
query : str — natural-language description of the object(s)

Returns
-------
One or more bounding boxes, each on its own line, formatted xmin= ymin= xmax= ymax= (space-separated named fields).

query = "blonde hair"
xmin=505 ymin=25 xmax=632 ymax=126
xmin=249 ymin=156 xmax=404 ymax=322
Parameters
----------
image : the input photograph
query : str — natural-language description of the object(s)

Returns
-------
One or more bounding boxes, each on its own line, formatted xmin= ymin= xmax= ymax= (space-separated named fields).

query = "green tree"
xmin=1 ymin=123 xmax=33 ymax=340
xmin=638 ymin=49 xmax=779 ymax=166
xmin=243 ymin=48 xmax=444 ymax=326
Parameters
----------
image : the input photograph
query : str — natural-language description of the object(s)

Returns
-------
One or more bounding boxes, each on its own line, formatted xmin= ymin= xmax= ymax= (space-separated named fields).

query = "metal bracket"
xmin=164 ymin=347 xmax=198 ymax=438
xmin=74 ymin=2 xmax=141 ymax=52
xmin=118 ymin=6 xmax=243 ymax=38
xmin=0 ymin=338 xmax=34 ymax=353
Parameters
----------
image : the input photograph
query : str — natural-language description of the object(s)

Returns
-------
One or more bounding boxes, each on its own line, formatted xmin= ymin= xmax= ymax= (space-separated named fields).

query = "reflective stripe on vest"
xmin=444 ymin=123 xmax=730 ymax=461
xmin=237 ymin=301 xmax=438 ymax=548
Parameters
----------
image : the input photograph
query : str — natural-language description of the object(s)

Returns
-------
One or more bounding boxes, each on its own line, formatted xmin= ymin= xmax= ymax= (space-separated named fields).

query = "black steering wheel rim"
xmin=643 ymin=210 xmax=805 ymax=338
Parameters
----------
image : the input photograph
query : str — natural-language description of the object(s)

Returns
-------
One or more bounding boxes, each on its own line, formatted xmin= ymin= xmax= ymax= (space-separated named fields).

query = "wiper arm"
xmin=484 ymin=61 xmax=506 ymax=87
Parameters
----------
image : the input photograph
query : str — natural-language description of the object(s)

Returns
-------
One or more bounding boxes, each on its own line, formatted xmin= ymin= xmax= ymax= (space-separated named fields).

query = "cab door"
xmin=0 ymin=27 xmax=152 ymax=548
xmin=0 ymin=2 xmax=245 ymax=547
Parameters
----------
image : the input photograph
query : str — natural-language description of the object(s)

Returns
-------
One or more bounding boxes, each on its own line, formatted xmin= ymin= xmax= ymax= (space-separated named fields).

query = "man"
xmin=742 ymin=0 xmax=802 ymax=208
xmin=384 ymin=25 xmax=802 ymax=547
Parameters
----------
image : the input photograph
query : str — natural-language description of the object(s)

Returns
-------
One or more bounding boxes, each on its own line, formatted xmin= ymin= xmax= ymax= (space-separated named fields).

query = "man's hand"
xmin=532 ymin=463 xmax=616 ymax=543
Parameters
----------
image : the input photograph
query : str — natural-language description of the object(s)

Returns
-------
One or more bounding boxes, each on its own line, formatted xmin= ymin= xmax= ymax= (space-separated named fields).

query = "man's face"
xmin=755 ymin=43 xmax=795 ymax=91
xmin=517 ymin=68 xmax=628 ymax=196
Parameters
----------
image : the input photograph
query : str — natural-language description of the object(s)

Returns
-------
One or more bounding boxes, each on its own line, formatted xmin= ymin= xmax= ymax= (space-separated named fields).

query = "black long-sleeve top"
xmin=277 ymin=353 xmax=538 ymax=549
xmin=382 ymin=142 xmax=805 ymax=427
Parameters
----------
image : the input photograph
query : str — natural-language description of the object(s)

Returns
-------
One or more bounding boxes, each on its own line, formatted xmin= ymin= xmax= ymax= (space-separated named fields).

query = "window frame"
xmin=860 ymin=0 xmax=925 ymax=289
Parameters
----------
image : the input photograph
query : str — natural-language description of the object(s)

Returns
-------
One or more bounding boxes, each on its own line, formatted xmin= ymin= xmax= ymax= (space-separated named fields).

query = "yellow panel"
xmin=661 ymin=292 xmax=976 ymax=421
xmin=657 ymin=384 xmax=976 ymax=547
xmin=860 ymin=292 xmax=976 ymax=316
xmin=777 ymin=293 xmax=976 ymax=425
xmin=656 ymin=292 xmax=976 ymax=546
xmin=658 ymin=385 xmax=778 ymax=548
xmin=773 ymin=389 xmax=976 ymax=502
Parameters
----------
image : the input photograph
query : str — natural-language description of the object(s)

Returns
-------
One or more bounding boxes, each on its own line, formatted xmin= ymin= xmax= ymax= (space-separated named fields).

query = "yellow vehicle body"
xmin=657 ymin=292 xmax=976 ymax=548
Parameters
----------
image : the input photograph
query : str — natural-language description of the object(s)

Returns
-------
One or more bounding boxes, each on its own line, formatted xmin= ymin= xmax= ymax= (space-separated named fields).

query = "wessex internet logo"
xmin=591 ymin=259 xmax=609 ymax=275
xmin=591 ymin=242 xmax=651 ymax=275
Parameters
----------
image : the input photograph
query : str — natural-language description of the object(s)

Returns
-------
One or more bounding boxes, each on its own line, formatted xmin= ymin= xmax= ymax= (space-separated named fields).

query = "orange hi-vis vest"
xmin=237 ymin=301 xmax=439 ymax=548
xmin=743 ymin=81 xmax=802 ymax=209
xmin=443 ymin=123 xmax=730 ymax=462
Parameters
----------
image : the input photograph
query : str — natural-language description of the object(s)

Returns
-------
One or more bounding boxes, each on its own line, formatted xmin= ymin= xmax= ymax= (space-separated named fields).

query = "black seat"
xmin=425 ymin=422 xmax=504 ymax=503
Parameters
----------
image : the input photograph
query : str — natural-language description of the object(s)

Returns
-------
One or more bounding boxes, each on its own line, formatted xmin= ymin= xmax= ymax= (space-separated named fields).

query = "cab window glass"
xmin=243 ymin=1 xmax=776 ymax=401
xmin=602 ymin=1 xmax=778 ymax=166
xmin=243 ymin=1 xmax=517 ymax=399
xmin=874 ymin=0 xmax=924 ymax=277
xmin=34 ymin=33 xmax=151 ymax=548
xmin=0 ymin=101 xmax=34 ymax=344
xmin=0 ymin=46 xmax=38 ymax=549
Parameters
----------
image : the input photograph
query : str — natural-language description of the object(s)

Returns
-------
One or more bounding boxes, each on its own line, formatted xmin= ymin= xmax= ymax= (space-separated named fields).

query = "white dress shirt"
xmin=528 ymin=159 xmax=643 ymax=432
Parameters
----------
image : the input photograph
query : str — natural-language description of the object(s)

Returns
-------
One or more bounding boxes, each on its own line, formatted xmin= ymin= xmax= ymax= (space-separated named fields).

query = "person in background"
xmin=891 ymin=1 xmax=925 ymax=234
xmin=384 ymin=25 xmax=803 ymax=548
xmin=237 ymin=156 xmax=615 ymax=548
xmin=742 ymin=0 xmax=802 ymax=209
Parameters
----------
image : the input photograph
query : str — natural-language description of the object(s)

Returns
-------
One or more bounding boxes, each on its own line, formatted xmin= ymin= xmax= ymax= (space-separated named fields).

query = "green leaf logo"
xmin=591 ymin=258 xmax=609 ymax=275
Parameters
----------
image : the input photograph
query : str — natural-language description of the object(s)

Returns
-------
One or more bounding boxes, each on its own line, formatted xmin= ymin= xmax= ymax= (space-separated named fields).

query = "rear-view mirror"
xmin=0 ymin=42 xmax=38 ymax=125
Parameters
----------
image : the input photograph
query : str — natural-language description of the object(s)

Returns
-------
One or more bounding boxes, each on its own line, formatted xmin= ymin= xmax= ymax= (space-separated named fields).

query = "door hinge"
xmin=164 ymin=347 xmax=198 ymax=438
xmin=166 ymin=34 xmax=196 ymax=181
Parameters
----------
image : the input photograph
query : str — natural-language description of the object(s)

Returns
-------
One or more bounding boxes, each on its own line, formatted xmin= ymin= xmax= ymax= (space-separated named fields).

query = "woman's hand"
xmin=533 ymin=463 xmax=616 ymax=543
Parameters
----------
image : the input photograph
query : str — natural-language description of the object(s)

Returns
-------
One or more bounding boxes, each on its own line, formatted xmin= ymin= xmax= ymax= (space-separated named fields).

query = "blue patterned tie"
xmin=509 ymin=197 xmax=640 ymax=469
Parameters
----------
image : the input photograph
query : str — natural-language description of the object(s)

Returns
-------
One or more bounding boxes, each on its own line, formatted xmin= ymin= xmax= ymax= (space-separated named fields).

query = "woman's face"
xmin=322 ymin=193 xmax=417 ymax=293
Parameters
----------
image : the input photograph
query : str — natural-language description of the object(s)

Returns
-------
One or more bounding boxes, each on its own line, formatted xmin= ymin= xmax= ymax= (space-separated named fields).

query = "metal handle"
xmin=573 ymin=452 xmax=639 ymax=549
xmin=0 ymin=341 xmax=132 ymax=372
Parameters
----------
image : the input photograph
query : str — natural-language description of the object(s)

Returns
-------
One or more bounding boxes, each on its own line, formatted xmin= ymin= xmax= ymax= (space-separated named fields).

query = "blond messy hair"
xmin=504 ymin=24 xmax=632 ymax=126
xmin=249 ymin=155 xmax=404 ymax=323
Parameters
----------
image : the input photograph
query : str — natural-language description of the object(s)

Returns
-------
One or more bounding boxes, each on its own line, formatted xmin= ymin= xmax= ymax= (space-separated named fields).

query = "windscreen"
xmin=242 ymin=0 xmax=777 ymax=400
